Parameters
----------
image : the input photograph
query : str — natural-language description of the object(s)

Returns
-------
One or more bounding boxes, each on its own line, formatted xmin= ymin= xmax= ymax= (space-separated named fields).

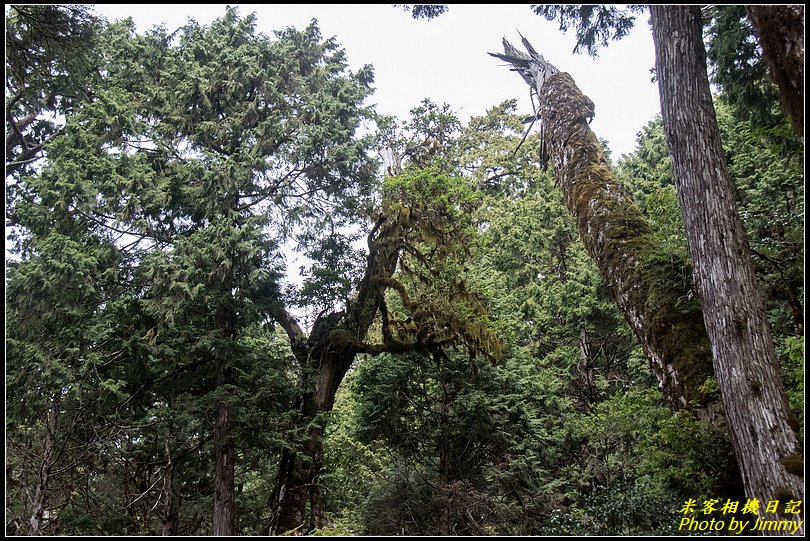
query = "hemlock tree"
xmin=5 ymin=5 xmax=101 ymax=179
xmin=9 ymin=8 xmax=378 ymax=534
xmin=649 ymin=4 xmax=803 ymax=520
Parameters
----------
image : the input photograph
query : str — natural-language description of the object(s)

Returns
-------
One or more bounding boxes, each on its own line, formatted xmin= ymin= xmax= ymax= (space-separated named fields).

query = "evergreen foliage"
xmin=5 ymin=5 xmax=802 ymax=536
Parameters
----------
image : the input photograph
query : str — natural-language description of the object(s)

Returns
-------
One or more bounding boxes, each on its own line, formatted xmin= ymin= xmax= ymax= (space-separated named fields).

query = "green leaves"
xmin=531 ymin=5 xmax=646 ymax=57
xmin=7 ymin=5 xmax=801 ymax=535
xmin=705 ymin=5 xmax=783 ymax=128
xmin=6 ymin=5 xmax=102 ymax=178
xmin=7 ymin=7 xmax=381 ymax=534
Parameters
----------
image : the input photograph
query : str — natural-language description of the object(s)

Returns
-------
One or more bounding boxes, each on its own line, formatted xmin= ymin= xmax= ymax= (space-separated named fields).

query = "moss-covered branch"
xmin=494 ymin=40 xmax=714 ymax=407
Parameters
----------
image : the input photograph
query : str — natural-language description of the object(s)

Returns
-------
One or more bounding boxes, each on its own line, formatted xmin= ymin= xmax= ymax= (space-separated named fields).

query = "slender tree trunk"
xmin=650 ymin=5 xmax=804 ymax=529
xmin=212 ymin=405 xmax=236 ymax=535
xmin=160 ymin=401 xmax=180 ymax=536
xmin=746 ymin=5 xmax=804 ymax=135
xmin=212 ymin=401 xmax=235 ymax=535
xmin=161 ymin=458 xmax=179 ymax=536
xmin=212 ymin=304 xmax=236 ymax=536
xmin=577 ymin=328 xmax=597 ymax=407
xmin=29 ymin=397 xmax=59 ymax=535
xmin=438 ymin=376 xmax=451 ymax=536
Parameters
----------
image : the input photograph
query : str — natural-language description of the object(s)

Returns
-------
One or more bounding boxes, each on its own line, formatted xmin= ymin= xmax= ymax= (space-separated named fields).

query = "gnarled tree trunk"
xmin=268 ymin=215 xmax=405 ymax=535
xmin=491 ymin=42 xmax=713 ymax=408
xmin=650 ymin=5 xmax=803 ymax=530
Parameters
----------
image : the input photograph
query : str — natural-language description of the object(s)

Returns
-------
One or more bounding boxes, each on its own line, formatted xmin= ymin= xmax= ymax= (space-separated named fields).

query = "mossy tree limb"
xmin=268 ymin=181 xmax=501 ymax=534
xmin=492 ymin=41 xmax=713 ymax=408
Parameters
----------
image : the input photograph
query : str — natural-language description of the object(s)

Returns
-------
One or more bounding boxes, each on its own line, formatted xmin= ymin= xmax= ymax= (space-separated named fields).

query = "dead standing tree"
xmin=493 ymin=33 xmax=803 ymax=529
xmin=490 ymin=38 xmax=714 ymax=408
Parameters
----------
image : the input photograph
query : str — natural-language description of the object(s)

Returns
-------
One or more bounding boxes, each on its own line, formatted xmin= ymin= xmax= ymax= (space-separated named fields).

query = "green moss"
xmin=636 ymin=244 xmax=714 ymax=405
xmin=781 ymin=453 xmax=803 ymax=477
xmin=327 ymin=328 xmax=355 ymax=349
xmin=773 ymin=486 xmax=797 ymax=508
xmin=560 ymin=121 xmax=716 ymax=407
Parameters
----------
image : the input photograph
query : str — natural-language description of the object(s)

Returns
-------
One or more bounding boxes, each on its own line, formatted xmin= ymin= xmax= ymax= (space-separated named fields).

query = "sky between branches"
xmin=90 ymin=3 xmax=662 ymax=159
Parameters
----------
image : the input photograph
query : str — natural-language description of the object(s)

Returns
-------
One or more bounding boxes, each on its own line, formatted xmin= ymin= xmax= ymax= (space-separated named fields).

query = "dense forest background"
xmin=5 ymin=5 xmax=804 ymax=536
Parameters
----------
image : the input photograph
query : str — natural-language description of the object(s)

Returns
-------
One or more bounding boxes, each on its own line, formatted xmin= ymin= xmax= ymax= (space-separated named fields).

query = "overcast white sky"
xmin=90 ymin=4 xmax=662 ymax=159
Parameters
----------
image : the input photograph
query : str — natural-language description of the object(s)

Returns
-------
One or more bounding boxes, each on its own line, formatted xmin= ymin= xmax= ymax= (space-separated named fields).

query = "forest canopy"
xmin=5 ymin=4 xmax=804 ymax=536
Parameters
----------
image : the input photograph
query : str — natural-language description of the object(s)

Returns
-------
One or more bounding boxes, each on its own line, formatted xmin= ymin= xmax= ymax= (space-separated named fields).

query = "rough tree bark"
xmin=28 ymin=397 xmax=60 ymax=535
xmin=212 ymin=303 xmax=236 ymax=535
xmin=268 ymin=214 xmax=406 ymax=535
xmin=491 ymin=41 xmax=714 ymax=408
xmin=746 ymin=5 xmax=805 ymax=135
xmin=650 ymin=4 xmax=804 ymax=529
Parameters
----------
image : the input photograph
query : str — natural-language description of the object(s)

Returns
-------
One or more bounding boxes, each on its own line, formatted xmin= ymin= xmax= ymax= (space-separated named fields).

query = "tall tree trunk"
xmin=212 ymin=304 xmax=236 ymax=536
xmin=540 ymin=73 xmax=717 ymax=407
xmin=212 ymin=401 xmax=235 ymax=535
xmin=746 ymin=5 xmax=805 ymax=135
xmin=29 ymin=396 xmax=59 ymax=535
xmin=269 ymin=346 xmax=369 ymax=535
xmin=650 ymin=4 xmax=804 ymax=528
xmin=492 ymin=42 xmax=713 ymax=407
